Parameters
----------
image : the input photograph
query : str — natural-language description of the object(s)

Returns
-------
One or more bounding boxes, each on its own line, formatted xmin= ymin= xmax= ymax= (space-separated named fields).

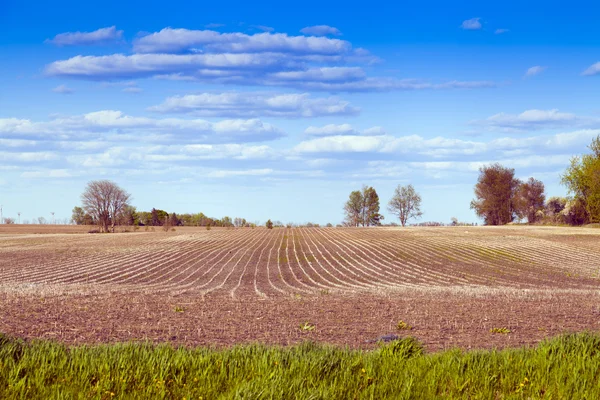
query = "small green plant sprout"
xmin=174 ymin=306 xmax=185 ymax=313
xmin=396 ymin=320 xmax=413 ymax=331
xmin=490 ymin=327 xmax=511 ymax=334
xmin=300 ymin=322 xmax=315 ymax=332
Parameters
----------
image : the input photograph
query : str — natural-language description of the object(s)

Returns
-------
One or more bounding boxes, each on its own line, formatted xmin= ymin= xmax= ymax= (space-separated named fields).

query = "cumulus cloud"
xmin=149 ymin=92 xmax=359 ymax=117
xmin=45 ymin=53 xmax=494 ymax=91
xmin=52 ymin=84 xmax=74 ymax=94
xmin=304 ymin=124 xmax=384 ymax=136
xmin=300 ymin=25 xmax=342 ymax=36
xmin=582 ymin=62 xmax=600 ymax=76
xmin=46 ymin=26 xmax=123 ymax=46
xmin=525 ymin=66 xmax=547 ymax=77
xmin=44 ymin=27 xmax=495 ymax=93
xmin=0 ymin=111 xmax=284 ymax=143
xmin=461 ymin=18 xmax=482 ymax=30
xmin=132 ymin=28 xmax=350 ymax=54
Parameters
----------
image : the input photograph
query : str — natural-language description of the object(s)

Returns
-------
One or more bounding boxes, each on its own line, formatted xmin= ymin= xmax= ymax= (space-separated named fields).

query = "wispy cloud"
xmin=304 ymin=124 xmax=384 ymax=136
xmin=46 ymin=26 xmax=123 ymax=46
xmin=149 ymin=92 xmax=359 ymax=117
xmin=204 ymin=23 xmax=224 ymax=29
xmin=525 ymin=65 xmax=547 ymax=77
xmin=0 ymin=111 xmax=284 ymax=143
xmin=582 ymin=62 xmax=600 ymax=76
xmin=461 ymin=18 xmax=482 ymax=30
xmin=470 ymin=109 xmax=599 ymax=132
xmin=300 ymin=25 xmax=342 ymax=36
xmin=52 ymin=84 xmax=73 ymax=94
xmin=122 ymin=86 xmax=142 ymax=93
xmin=253 ymin=25 xmax=274 ymax=32
xmin=495 ymin=28 xmax=509 ymax=34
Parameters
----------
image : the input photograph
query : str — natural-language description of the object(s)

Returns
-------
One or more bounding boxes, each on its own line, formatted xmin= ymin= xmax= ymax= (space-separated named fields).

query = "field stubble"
xmin=0 ymin=225 xmax=599 ymax=350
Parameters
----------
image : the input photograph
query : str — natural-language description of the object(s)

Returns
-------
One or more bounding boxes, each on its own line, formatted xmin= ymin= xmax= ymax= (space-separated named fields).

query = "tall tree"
xmin=561 ymin=135 xmax=600 ymax=223
xmin=470 ymin=164 xmax=521 ymax=225
xmin=387 ymin=184 xmax=423 ymax=227
xmin=361 ymin=186 xmax=383 ymax=226
xmin=81 ymin=180 xmax=131 ymax=233
xmin=344 ymin=190 xmax=364 ymax=227
xmin=515 ymin=177 xmax=546 ymax=223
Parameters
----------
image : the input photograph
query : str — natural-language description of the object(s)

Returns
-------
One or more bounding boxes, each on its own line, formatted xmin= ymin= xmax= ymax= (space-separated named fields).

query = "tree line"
xmin=471 ymin=135 xmax=600 ymax=226
xmin=70 ymin=135 xmax=599 ymax=231
xmin=71 ymin=180 xmax=255 ymax=232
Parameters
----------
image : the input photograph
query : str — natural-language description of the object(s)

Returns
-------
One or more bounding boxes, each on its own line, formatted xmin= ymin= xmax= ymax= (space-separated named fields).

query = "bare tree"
xmin=81 ymin=180 xmax=131 ymax=233
xmin=388 ymin=184 xmax=423 ymax=227
xmin=515 ymin=177 xmax=546 ymax=223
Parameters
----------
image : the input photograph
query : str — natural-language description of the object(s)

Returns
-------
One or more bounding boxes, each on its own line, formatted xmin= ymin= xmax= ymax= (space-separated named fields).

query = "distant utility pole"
xmin=17 ymin=212 xmax=21 ymax=224
xmin=51 ymin=212 xmax=55 ymax=225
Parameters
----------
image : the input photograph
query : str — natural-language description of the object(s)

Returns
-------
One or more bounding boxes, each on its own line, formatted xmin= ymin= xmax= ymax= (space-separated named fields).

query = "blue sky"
xmin=1 ymin=0 xmax=600 ymax=225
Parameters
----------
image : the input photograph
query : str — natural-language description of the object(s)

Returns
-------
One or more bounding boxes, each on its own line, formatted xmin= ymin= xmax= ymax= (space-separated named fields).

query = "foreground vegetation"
xmin=2 ymin=333 xmax=600 ymax=398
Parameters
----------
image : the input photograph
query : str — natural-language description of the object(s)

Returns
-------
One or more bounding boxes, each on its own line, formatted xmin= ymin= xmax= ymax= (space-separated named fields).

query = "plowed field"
xmin=1 ymin=226 xmax=599 ymax=350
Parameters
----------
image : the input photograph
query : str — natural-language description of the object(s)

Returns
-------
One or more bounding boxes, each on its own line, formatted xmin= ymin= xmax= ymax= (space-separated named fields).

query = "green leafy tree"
xmin=361 ymin=186 xmax=383 ymax=226
xmin=344 ymin=190 xmax=364 ymax=227
xmin=470 ymin=164 xmax=521 ymax=225
xmin=388 ymin=184 xmax=423 ymax=227
xmin=561 ymin=135 xmax=600 ymax=223
xmin=71 ymin=206 xmax=86 ymax=225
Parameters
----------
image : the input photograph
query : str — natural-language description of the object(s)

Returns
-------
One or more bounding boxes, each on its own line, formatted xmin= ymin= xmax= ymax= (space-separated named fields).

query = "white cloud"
xmin=0 ymin=138 xmax=37 ymax=147
xmin=148 ymin=92 xmax=359 ymax=117
xmin=582 ymin=62 xmax=600 ymax=76
xmin=21 ymin=169 xmax=74 ymax=178
xmin=495 ymin=28 xmax=509 ymax=34
xmin=206 ymin=168 xmax=274 ymax=178
xmin=294 ymin=129 xmax=600 ymax=158
xmin=44 ymin=27 xmax=495 ymax=92
xmin=0 ymin=151 xmax=58 ymax=162
xmin=52 ymin=84 xmax=74 ymax=94
xmin=525 ymin=66 xmax=547 ymax=77
xmin=253 ymin=25 xmax=275 ymax=32
xmin=461 ymin=18 xmax=482 ymax=30
xmin=471 ymin=109 xmax=597 ymax=131
xmin=0 ymin=111 xmax=284 ymax=143
xmin=304 ymin=124 xmax=384 ymax=136
xmin=122 ymin=86 xmax=142 ymax=93
xmin=46 ymin=26 xmax=123 ymax=46
xmin=300 ymin=25 xmax=342 ymax=36
xmin=133 ymin=28 xmax=350 ymax=54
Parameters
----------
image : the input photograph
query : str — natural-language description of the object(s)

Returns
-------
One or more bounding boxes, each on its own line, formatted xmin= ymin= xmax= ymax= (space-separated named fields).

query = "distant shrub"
xmin=266 ymin=219 xmax=273 ymax=229
xmin=87 ymin=229 xmax=100 ymax=234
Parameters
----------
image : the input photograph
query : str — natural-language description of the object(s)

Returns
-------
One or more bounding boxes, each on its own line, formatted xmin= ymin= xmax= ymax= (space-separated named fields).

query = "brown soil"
xmin=0 ymin=225 xmax=599 ymax=351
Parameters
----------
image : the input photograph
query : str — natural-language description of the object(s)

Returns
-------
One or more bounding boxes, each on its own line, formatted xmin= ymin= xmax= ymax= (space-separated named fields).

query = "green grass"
xmin=2 ymin=333 xmax=600 ymax=398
